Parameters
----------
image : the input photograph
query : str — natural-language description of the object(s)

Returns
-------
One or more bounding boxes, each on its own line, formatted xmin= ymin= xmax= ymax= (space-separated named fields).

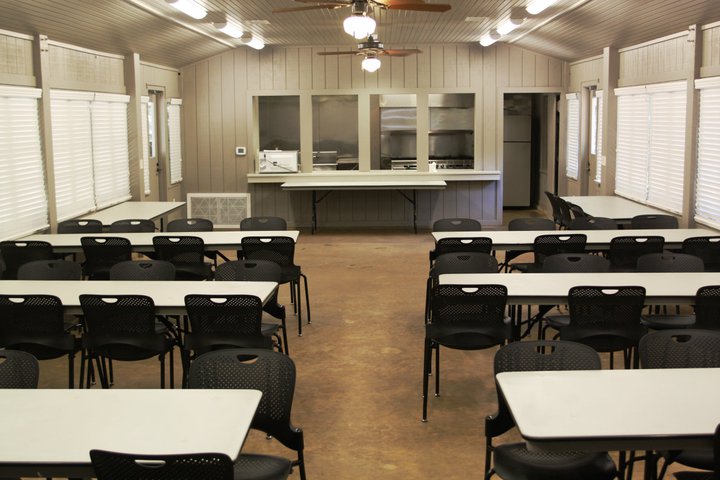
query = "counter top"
xmin=248 ymin=170 xmax=501 ymax=184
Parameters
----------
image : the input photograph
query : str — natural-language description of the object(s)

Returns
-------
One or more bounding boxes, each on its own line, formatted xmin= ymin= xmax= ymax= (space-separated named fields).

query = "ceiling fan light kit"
xmin=361 ymin=55 xmax=381 ymax=72
xmin=343 ymin=14 xmax=376 ymax=39
xmin=165 ymin=0 xmax=207 ymax=20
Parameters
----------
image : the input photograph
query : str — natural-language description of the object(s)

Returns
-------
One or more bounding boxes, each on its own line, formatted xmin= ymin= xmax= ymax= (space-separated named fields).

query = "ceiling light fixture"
xmin=344 ymin=14 xmax=376 ymax=39
xmin=165 ymin=0 xmax=207 ymax=20
xmin=525 ymin=0 xmax=558 ymax=15
xmin=479 ymin=30 xmax=501 ymax=47
xmin=496 ymin=16 xmax=524 ymax=35
xmin=361 ymin=54 xmax=381 ymax=73
xmin=215 ymin=22 xmax=243 ymax=39
xmin=240 ymin=33 xmax=265 ymax=50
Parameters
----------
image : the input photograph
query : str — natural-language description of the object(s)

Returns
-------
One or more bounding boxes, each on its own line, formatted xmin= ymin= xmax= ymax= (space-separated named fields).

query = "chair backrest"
xmin=89 ymin=450 xmax=234 ymax=480
xmin=636 ymin=253 xmax=704 ymax=272
xmin=568 ymin=216 xmax=618 ymax=230
xmin=214 ymin=259 xmax=282 ymax=282
xmin=240 ymin=236 xmax=296 ymax=268
xmin=544 ymin=191 xmax=562 ymax=227
xmin=507 ymin=217 xmax=556 ymax=231
xmin=0 ymin=241 xmax=55 ymax=280
xmin=109 ymin=260 xmax=176 ymax=281
xmin=183 ymin=294 xmax=270 ymax=349
xmin=80 ymin=237 xmax=133 ymax=278
xmin=608 ymin=236 xmax=665 ymax=270
xmin=694 ymin=286 xmax=720 ymax=330
xmin=187 ymin=348 xmax=302 ymax=451
xmin=0 ymin=350 xmax=39 ymax=388
xmin=109 ymin=219 xmax=156 ymax=233
xmin=17 ymin=260 xmax=82 ymax=280
xmin=683 ymin=236 xmax=720 ymax=272
xmin=564 ymin=285 xmax=647 ymax=350
xmin=567 ymin=202 xmax=589 ymax=220
xmin=432 ymin=218 xmax=482 ymax=232
xmin=554 ymin=197 xmax=574 ymax=228
xmin=433 ymin=237 xmax=493 ymax=260
xmin=166 ymin=218 xmax=214 ymax=232
xmin=152 ymin=236 xmax=206 ymax=264
xmin=429 ymin=284 xmax=509 ymax=347
xmin=240 ymin=216 xmax=287 ymax=231
xmin=430 ymin=252 xmax=499 ymax=277
xmin=630 ymin=214 xmax=679 ymax=229
xmin=541 ymin=253 xmax=610 ymax=273
xmin=79 ymin=294 xmax=158 ymax=337
xmin=0 ymin=294 xmax=67 ymax=338
xmin=57 ymin=219 xmax=103 ymax=233
xmin=639 ymin=329 xmax=720 ymax=369
xmin=532 ymin=233 xmax=587 ymax=267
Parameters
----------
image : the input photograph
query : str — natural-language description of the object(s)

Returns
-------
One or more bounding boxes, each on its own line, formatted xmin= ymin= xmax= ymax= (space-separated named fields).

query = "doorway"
xmin=147 ymin=90 xmax=167 ymax=201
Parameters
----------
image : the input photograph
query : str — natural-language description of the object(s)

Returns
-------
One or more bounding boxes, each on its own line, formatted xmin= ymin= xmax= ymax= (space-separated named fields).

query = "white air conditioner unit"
xmin=258 ymin=150 xmax=299 ymax=173
xmin=186 ymin=193 xmax=251 ymax=229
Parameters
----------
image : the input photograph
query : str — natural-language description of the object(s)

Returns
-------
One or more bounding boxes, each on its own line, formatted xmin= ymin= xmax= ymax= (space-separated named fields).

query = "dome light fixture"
xmin=361 ymin=54 xmax=381 ymax=73
xmin=240 ymin=33 xmax=265 ymax=50
xmin=165 ymin=0 xmax=207 ymax=20
xmin=343 ymin=14 xmax=376 ymax=40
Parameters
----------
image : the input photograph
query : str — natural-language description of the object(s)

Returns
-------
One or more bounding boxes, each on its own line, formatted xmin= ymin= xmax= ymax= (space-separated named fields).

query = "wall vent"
xmin=186 ymin=193 xmax=251 ymax=229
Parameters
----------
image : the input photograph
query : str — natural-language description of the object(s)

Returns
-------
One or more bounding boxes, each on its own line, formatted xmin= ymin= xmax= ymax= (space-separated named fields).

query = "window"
xmin=51 ymin=90 xmax=131 ymax=221
xmin=0 ymin=86 xmax=48 ymax=240
xmin=615 ymin=81 xmax=686 ymax=213
xmin=694 ymin=77 xmax=720 ymax=229
xmin=167 ymin=98 xmax=183 ymax=184
xmin=565 ymin=93 xmax=580 ymax=180
xmin=141 ymin=96 xmax=151 ymax=195
xmin=311 ymin=95 xmax=358 ymax=172
xmin=593 ymin=90 xmax=604 ymax=184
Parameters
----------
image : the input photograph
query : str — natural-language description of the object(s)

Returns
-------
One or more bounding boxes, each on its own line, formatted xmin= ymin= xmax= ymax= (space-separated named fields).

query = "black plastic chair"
xmin=631 ymin=214 xmax=679 ymax=230
xmin=57 ymin=219 xmax=103 ymax=233
xmin=17 ymin=259 xmax=82 ymax=280
xmin=560 ymin=285 xmax=647 ymax=369
xmin=188 ymin=348 xmax=304 ymax=480
xmin=109 ymin=260 xmax=176 ymax=281
xmin=430 ymin=237 xmax=493 ymax=267
xmin=567 ymin=202 xmax=589 ymax=220
xmin=240 ymin=216 xmax=288 ymax=231
xmin=607 ymin=235 xmax=665 ymax=272
xmin=544 ymin=191 xmax=563 ymax=229
xmin=240 ymin=236 xmax=310 ymax=336
xmin=429 ymin=218 xmax=482 ymax=265
xmin=510 ymin=233 xmax=587 ymax=273
xmin=568 ymin=216 xmax=618 ymax=230
xmin=695 ymin=286 xmax=720 ymax=331
xmin=683 ymin=237 xmax=720 ymax=272
xmin=500 ymin=217 xmax=556 ymax=273
xmin=167 ymin=217 xmax=227 ymax=266
xmin=90 ymin=450 xmax=236 ymax=480
xmin=0 ymin=240 xmax=55 ymax=279
xmin=79 ymin=294 xmax=175 ymax=388
xmin=554 ymin=196 xmax=574 ymax=229
xmin=485 ymin=340 xmax=617 ymax=480
xmin=672 ymin=423 xmax=720 ymax=480
xmin=0 ymin=294 xmax=81 ymax=388
xmin=215 ymin=260 xmax=289 ymax=355
xmin=422 ymin=283 xmax=509 ymax=422
xmin=0 ymin=349 xmax=39 ymax=389
xmin=639 ymin=330 xmax=720 ymax=480
xmin=80 ymin=236 xmax=132 ymax=280
xmin=109 ymin=219 xmax=156 ymax=232
xmin=153 ymin=235 xmax=213 ymax=280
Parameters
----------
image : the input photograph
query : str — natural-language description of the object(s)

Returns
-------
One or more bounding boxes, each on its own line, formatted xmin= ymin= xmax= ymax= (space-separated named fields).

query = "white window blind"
xmin=91 ymin=93 xmax=131 ymax=210
xmin=0 ymin=86 xmax=49 ymax=240
xmin=694 ymin=77 xmax=720 ymax=229
xmin=141 ymin=96 xmax=151 ymax=195
xmin=614 ymin=82 xmax=686 ymax=213
xmin=167 ymin=99 xmax=183 ymax=184
xmin=51 ymin=90 xmax=96 ymax=221
xmin=594 ymin=90 xmax=604 ymax=184
xmin=565 ymin=93 xmax=580 ymax=180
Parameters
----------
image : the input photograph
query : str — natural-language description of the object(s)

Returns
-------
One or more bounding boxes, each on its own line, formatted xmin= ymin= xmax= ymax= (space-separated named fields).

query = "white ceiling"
xmin=1 ymin=0 xmax=720 ymax=68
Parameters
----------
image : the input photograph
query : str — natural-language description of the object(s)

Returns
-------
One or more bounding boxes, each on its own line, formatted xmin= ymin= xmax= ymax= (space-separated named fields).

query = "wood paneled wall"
xmin=568 ymin=56 xmax=602 ymax=92
xmin=47 ymin=42 xmax=125 ymax=93
xmin=618 ymin=32 xmax=688 ymax=87
xmin=702 ymin=22 xmax=720 ymax=77
xmin=0 ymin=30 xmax=34 ymax=86
xmin=180 ymin=43 xmax=564 ymax=229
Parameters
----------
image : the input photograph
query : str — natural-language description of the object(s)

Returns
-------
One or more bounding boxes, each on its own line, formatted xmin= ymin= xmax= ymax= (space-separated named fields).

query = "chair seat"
xmin=641 ymin=314 xmax=696 ymax=329
xmin=426 ymin=323 xmax=510 ymax=350
xmin=4 ymin=335 xmax=80 ymax=360
xmin=279 ymin=265 xmax=302 ymax=283
xmin=233 ymin=453 xmax=292 ymax=480
xmin=173 ymin=262 xmax=213 ymax=280
xmin=662 ymin=448 xmax=714 ymax=471
xmin=84 ymin=334 xmax=174 ymax=361
xmin=261 ymin=322 xmax=279 ymax=336
xmin=673 ymin=473 xmax=713 ymax=480
xmin=544 ymin=315 xmax=570 ymax=329
xmin=493 ymin=442 xmax=617 ymax=480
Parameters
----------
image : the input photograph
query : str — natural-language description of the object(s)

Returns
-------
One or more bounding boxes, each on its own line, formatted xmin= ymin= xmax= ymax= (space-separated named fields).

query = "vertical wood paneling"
xmin=0 ymin=33 xmax=34 ymax=79
xmin=181 ymin=65 xmax=199 ymax=194
xmin=535 ymin=56 xmax=549 ymax=87
xmin=312 ymin=47 xmax=325 ymax=90
xmin=430 ymin=45 xmax=444 ymax=87
xmin=417 ymin=47 xmax=431 ymax=88
xmin=568 ymin=57 xmax=602 ymax=91
xmin=324 ymin=48 xmax=339 ymax=89
xmin=443 ymin=45 xmax=457 ymax=88
xmin=522 ymin=51 xmax=536 ymax=87
xmin=234 ymin=49 xmax=249 ymax=192
xmin=456 ymin=45 xmax=470 ymax=88
xmin=272 ymin=48 xmax=286 ymax=91
xmin=298 ymin=48 xmax=312 ymax=90
xmin=378 ymin=56 xmax=392 ymax=88
xmin=195 ymin=61 xmax=211 ymax=192
xmin=220 ymin=51 xmax=236 ymax=193
xmin=391 ymin=54 xmax=404 ymax=89
xmin=286 ymin=47 xmax=299 ymax=91
xmin=259 ymin=49 xmax=274 ymax=90
xmin=507 ymin=46 xmax=523 ymax=87
xmin=351 ymin=57 xmax=365 ymax=88
xmin=618 ymin=34 xmax=688 ymax=85
xmin=48 ymin=44 xmax=124 ymax=92
xmin=404 ymin=48 xmax=418 ymax=88
xmin=246 ymin=50 xmax=260 ymax=90
xmin=208 ymin=56 xmax=223 ymax=192
xmin=338 ymin=53 xmax=352 ymax=88
xmin=549 ymin=58 xmax=563 ymax=86
xmin=702 ymin=25 xmax=720 ymax=74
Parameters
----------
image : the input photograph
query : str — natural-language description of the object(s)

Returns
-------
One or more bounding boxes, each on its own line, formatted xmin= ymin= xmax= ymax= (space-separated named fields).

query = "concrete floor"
xmin=34 ymin=210 xmax=695 ymax=479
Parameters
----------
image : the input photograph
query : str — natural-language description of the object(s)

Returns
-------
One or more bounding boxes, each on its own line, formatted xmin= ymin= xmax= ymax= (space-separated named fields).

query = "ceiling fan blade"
xmin=317 ymin=51 xmax=361 ymax=56
xmin=381 ymin=49 xmax=422 ymax=56
xmin=382 ymin=1 xmax=451 ymax=12
xmin=273 ymin=3 xmax=348 ymax=13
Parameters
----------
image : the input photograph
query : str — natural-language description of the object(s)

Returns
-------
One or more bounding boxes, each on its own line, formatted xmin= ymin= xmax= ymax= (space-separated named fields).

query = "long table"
xmin=561 ymin=196 xmax=669 ymax=224
xmin=281 ymin=180 xmax=447 ymax=234
xmin=0 ymin=280 xmax=278 ymax=315
xmin=21 ymin=231 xmax=300 ymax=254
xmin=432 ymin=228 xmax=717 ymax=253
xmin=0 ymin=389 xmax=261 ymax=478
xmin=496 ymin=368 xmax=720 ymax=452
xmin=78 ymin=201 xmax=186 ymax=230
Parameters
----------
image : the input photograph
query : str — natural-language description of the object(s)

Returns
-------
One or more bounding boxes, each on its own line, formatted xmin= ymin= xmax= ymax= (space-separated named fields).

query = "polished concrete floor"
xmin=34 ymin=210 xmax=695 ymax=479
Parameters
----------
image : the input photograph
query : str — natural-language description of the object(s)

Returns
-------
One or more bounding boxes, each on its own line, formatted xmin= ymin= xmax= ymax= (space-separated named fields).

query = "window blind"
xmin=0 ymin=86 xmax=49 ymax=240
xmin=594 ymin=91 xmax=604 ymax=184
xmin=565 ymin=93 xmax=580 ymax=180
xmin=694 ymin=77 xmax=720 ymax=229
xmin=51 ymin=90 xmax=96 ymax=221
xmin=91 ymin=93 xmax=131 ymax=210
xmin=141 ymin=96 xmax=151 ymax=195
xmin=614 ymin=82 xmax=686 ymax=213
xmin=167 ymin=99 xmax=183 ymax=184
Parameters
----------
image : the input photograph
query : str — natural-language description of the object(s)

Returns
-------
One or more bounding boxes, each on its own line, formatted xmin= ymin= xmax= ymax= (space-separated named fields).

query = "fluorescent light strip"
xmin=166 ymin=0 xmax=207 ymax=20
xmin=526 ymin=0 xmax=557 ymax=15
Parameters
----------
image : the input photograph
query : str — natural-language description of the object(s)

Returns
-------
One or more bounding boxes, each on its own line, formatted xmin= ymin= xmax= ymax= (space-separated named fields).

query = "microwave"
xmin=258 ymin=150 xmax=299 ymax=173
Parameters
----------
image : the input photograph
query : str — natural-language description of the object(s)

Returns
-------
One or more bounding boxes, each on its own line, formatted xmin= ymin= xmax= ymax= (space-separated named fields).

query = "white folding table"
xmin=0 ymin=389 xmax=261 ymax=478
xmin=561 ymin=196 xmax=670 ymax=225
xmin=78 ymin=201 xmax=186 ymax=230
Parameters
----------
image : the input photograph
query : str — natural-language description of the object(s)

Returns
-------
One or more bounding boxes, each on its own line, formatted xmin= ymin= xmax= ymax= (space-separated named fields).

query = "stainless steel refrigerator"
xmin=503 ymin=114 xmax=532 ymax=207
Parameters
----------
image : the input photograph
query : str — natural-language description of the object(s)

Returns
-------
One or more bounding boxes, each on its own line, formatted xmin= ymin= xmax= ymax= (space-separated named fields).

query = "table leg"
xmin=396 ymin=190 xmax=418 ymax=234
xmin=311 ymin=190 xmax=317 ymax=234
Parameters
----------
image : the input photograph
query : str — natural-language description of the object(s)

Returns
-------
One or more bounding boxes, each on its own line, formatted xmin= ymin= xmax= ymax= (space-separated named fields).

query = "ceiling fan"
xmin=272 ymin=0 xmax=452 ymax=14
xmin=317 ymin=35 xmax=421 ymax=72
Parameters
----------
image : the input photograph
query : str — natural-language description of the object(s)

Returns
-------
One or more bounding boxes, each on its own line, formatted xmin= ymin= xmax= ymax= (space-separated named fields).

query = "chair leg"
xmin=422 ymin=338 xmax=433 ymax=422
xmin=68 ymin=353 xmax=75 ymax=389
xmin=294 ymin=280 xmax=303 ymax=337
xmin=434 ymin=344 xmax=440 ymax=397
xmin=301 ymin=273 xmax=311 ymax=325
xmin=281 ymin=319 xmax=289 ymax=356
xmin=159 ymin=354 xmax=166 ymax=389
xmin=169 ymin=348 xmax=175 ymax=388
